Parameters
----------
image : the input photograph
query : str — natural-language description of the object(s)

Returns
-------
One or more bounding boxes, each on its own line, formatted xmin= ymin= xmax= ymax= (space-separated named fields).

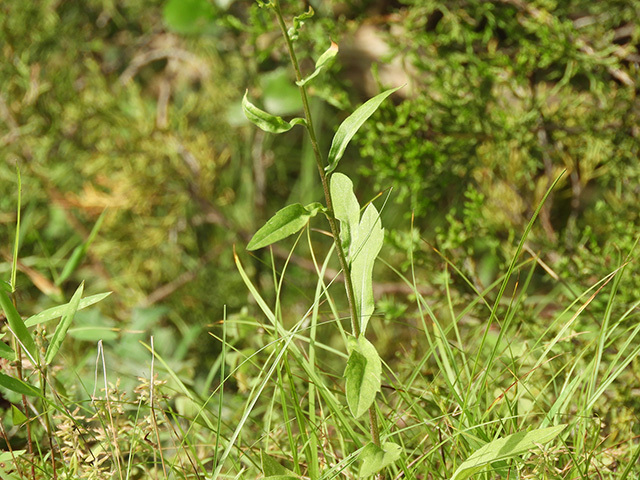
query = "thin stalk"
xmin=271 ymin=0 xmax=380 ymax=447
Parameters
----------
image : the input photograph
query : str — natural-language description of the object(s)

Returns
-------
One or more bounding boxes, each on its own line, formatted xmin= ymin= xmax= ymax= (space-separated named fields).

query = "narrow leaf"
xmin=351 ymin=203 xmax=383 ymax=335
xmin=330 ymin=173 xmax=360 ymax=261
xmin=0 ymin=372 xmax=40 ymax=397
xmin=297 ymin=41 xmax=339 ymax=86
xmin=25 ymin=292 xmax=111 ymax=327
xmin=0 ymin=289 xmax=38 ymax=363
xmin=344 ymin=336 xmax=381 ymax=418
xmin=359 ymin=442 xmax=402 ymax=478
xmin=451 ymin=425 xmax=567 ymax=480
xmin=247 ymin=203 xmax=321 ymax=251
xmin=242 ymin=91 xmax=306 ymax=134
xmin=326 ymin=86 xmax=401 ymax=174
xmin=44 ymin=282 xmax=84 ymax=365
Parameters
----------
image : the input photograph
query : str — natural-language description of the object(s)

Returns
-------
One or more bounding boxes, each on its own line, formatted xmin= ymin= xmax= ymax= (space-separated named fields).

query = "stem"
xmin=271 ymin=0 xmax=380 ymax=447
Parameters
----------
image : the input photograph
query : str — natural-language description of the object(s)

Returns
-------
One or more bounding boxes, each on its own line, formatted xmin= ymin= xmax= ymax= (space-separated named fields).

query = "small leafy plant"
xmin=238 ymin=2 xmax=567 ymax=478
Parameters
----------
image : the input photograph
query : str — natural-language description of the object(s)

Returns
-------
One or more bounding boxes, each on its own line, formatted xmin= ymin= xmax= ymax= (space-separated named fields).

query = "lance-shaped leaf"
xmin=326 ymin=86 xmax=401 ymax=174
xmin=261 ymin=451 xmax=297 ymax=477
xmin=330 ymin=173 xmax=360 ymax=261
xmin=242 ymin=92 xmax=306 ymax=134
xmin=359 ymin=442 xmax=402 ymax=478
xmin=44 ymin=282 xmax=84 ymax=365
xmin=451 ymin=425 xmax=567 ymax=480
xmin=247 ymin=202 xmax=324 ymax=251
xmin=297 ymin=41 xmax=339 ymax=86
xmin=0 ymin=289 xmax=38 ymax=363
xmin=351 ymin=203 xmax=383 ymax=335
xmin=0 ymin=372 xmax=40 ymax=397
xmin=25 ymin=292 xmax=111 ymax=327
xmin=344 ymin=335 xmax=381 ymax=418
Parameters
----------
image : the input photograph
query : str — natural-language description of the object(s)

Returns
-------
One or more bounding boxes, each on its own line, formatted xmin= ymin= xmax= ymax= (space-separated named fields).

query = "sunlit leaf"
xmin=344 ymin=336 xmax=381 ymax=418
xmin=297 ymin=41 xmax=339 ymax=86
xmin=242 ymin=91 xmax=306 ymax=134
xmin=451 ymin=425 xmax=567 ymax=480
xmin=359 ymin=442 xmax=402 ymax=478
xmin=247 ymin=202 xmax=324 ymax=250
xmin=330 ymin=173 xmax=360 ymax=261
xmin=351 ymin=203 xmax=383 ymax=335
xmin=326 ymin=86 xmax=401 ymax=174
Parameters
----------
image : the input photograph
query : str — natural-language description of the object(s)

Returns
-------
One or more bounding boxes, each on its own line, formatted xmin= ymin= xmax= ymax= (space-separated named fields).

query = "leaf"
xmin=287 ymin=6 xmax=313 ymax=41
xmin=44 ymin=282 xmax=84 ymax=365
xmin=344 ymin=336 xmax=381 ymax=418
xmin=326 ymin=86 xmax=401 ymax=174
xmin=242 ymin=92 xmax=306 ymax=134
xmin=261 ymin=451 xmax=297 ymax=477
xmin=330 ymin=173 xmax=360 ymax=260
xmin=451 ymin=425 xmax=567 ymax=480
xmin=247 ymin=203 xmax=323 ymax=251
xmin=11 ymin=404 xmax=27 ymax=425
xmin=25 ymin=292 xmax=111 ymax=327
xmin=359 ymin=442 xmax=402 ymax=478
xmin=0 ymin=336 xmax=15 ymax=360
xmin=0 ymin=372 xmax=40 ymax=397
xmin=0 ymin=289 xmax=38 ymax=363
xmin=297 ymin=41 xmax=339 ymax=86
xmin=351 ymin=203 xmax=383 ymax=335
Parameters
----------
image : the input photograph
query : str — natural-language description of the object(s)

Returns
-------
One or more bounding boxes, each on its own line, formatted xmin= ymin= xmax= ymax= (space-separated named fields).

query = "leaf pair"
xmin=331 ymin=173 xmax=383 ymax=335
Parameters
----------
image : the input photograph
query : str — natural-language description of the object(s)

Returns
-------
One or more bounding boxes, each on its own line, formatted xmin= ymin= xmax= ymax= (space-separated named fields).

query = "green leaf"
xmin=344 ymin=336 xmax=381 ymax=418
xmin=11 ymin=404 xmax=27 ymax=425
xmin=451 ymin=425 xmax=567 ymax=480
xmin=326 ymin=86 xmax=401 ymax=174
xmin=247 ymin=203 xmax=323 ymax=251
xmin=242 ymin=92 xmax=306 ymax=134
xmin=351 ymin=203 xmax=384 ymax=335
xmin=261 ymin=451 xmax=296 ymax=477
xmin=0 ymin=372 xmax=40 ymax=397
xmin=358 ymin=442 xmax=402 ymax=478
xmin=0 ymin=335 xmax=15 ymax=360
xmin=25 ymin=292 xmax=111 ymax=327
xmin=287 ymin=6 xmax=313 ymax=41
xmin=44 ymin=282 xmax=84 ymax=365
xmin=0 ymin=289 xmax=38 ymax=363
xmin=297 ymin=41 xmax=339 ymax=86
xmin=330 ymin=173 xmax=360 ymax=261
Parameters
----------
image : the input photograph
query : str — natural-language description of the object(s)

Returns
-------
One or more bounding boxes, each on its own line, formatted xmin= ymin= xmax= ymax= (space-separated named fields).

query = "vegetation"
xmin=1 ymin=0 xmax=639 ymax=479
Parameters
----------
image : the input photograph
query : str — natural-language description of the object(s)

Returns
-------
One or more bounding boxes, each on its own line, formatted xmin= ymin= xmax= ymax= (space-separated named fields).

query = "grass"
xmin=2 ymin=2 xmax=640 ymax=479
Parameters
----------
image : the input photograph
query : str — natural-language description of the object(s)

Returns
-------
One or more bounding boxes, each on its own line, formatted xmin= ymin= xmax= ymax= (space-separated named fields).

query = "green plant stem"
xmin=271 ymin=0 xmax=381 ymax=447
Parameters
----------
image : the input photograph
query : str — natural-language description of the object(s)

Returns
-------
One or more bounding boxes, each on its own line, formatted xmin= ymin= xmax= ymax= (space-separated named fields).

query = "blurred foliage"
xmin=358 ymin=0 xmax=640 ymax=308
